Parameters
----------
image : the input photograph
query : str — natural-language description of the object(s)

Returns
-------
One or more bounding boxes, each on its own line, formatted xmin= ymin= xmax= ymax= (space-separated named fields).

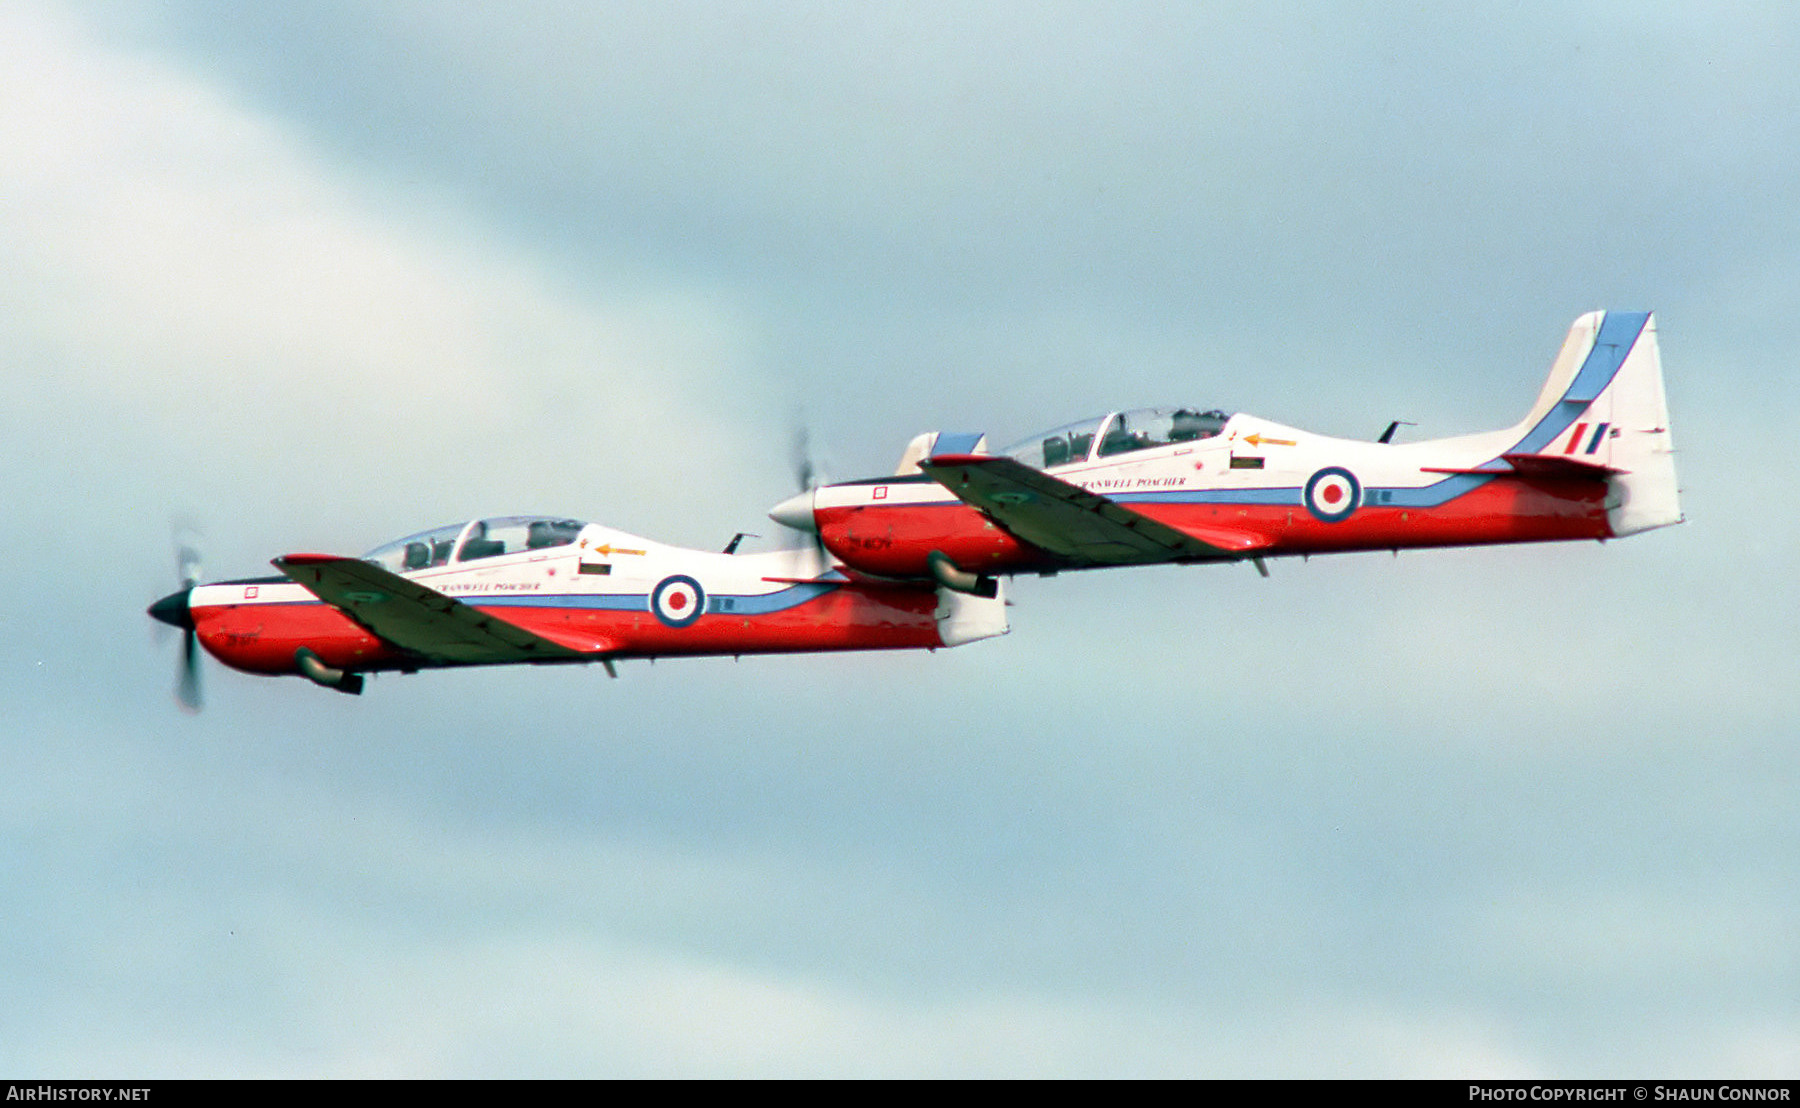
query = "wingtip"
xmin=272 ymin=552 xmax=349 ymax=568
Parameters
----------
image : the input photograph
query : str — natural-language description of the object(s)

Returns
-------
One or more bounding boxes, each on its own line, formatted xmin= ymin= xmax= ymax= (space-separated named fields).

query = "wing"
xmin=272 ymin=554 xmax=612 ymax=665
xmin=918 ymin=454 xmax=1267 ymax=566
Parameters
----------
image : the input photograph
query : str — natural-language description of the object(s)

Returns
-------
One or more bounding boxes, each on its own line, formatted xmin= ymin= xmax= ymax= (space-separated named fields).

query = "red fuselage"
xmin=188 ymin=580 xmax=946 ymax=677
xmin=811 ymin=473 xmax=1611 ymax=580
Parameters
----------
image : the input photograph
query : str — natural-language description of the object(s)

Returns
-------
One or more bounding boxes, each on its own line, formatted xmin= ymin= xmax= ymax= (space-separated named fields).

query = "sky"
xmin=2 ymin=0 xmax=1796 ymax=1078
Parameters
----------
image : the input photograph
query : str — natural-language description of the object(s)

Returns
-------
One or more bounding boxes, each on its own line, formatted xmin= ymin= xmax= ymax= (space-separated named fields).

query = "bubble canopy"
xmin=362 ymin=516 xmax=586 ymax=572
xmin=1001 ymin=407 xmax=1230 ymax=469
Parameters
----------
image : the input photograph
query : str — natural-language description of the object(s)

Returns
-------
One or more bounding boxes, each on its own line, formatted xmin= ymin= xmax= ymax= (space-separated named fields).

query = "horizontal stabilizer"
xmin=1497 ymin=453 xmax=1624 ymax=481
xmin=1419 ymin=455 xmax=1622 ymax=481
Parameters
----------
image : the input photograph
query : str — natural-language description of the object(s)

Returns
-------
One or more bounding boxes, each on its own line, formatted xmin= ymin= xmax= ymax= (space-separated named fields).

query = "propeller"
xmin=769 ymin=418 xmax=829 ymax=573
xmin=789 ymin=422 xmax=809 ymax=494
xmin=148 ymin=529 xmax=204 ymax=712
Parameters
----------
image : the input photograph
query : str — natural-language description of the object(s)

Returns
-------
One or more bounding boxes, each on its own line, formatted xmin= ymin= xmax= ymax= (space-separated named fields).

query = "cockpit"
xmin=362 ymin=516 xmax=587 ymax=573
xmin=1001 ymin=407 xmax=1230 ymax=469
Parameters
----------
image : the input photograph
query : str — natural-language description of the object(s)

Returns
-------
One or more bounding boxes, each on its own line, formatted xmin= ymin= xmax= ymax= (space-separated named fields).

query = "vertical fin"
xmin=895 ymin=432 xmax=988 ymax=476
xmin=1510 ymin=312 xmax=1680 ymax=536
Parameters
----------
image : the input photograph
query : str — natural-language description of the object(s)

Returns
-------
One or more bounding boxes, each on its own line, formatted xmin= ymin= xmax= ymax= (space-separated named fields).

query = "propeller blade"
xmin=176 ymin=537 xmax=202 ymax=590
xmin=780 ymin=418 xmax=831 ymax=568
xmin=792 ymin=422 xmax=819 ymax=494
xmin=177 ymin=627 xmax=202 ymax=712
xmin=160 ymin=523 xmax=205 ymax=712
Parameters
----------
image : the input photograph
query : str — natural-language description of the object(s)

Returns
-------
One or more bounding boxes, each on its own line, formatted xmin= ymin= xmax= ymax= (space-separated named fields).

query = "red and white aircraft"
xmin=149 ymin=311 xmax=1675 ymax=704
xmin=148 ymin=515 xmax=1008 ymax=705
xmin=769 ymin=310 xmax=1679 ymax=593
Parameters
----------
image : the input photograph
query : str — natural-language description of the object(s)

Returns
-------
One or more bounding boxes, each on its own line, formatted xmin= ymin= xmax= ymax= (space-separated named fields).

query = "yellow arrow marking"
xmin=591 ymin=544 xmax=646 ymax=556
xmin=1243 ymin=433 xmax=1295 ymax=447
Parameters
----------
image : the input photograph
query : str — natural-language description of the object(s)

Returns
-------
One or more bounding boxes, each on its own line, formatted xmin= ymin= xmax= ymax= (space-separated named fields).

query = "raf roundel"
xmin=1304 ymin=466 xmax=1362 ymax=523
xmin=650 ymin=575 xmax=706 ymax=628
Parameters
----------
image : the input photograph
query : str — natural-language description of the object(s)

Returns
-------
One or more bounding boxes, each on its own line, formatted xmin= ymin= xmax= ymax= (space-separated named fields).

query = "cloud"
xmin=0 ymin=3 xmax=777 ymax=551
xmin=4 ymin=0 xmax=1796 ymax=1080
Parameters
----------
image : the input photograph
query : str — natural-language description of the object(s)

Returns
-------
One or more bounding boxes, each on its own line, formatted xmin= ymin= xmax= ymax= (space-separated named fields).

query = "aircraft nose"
xmin=768 ymin=489 xmax=817 ymax=532
xmin=148 ymin=588 xmax=194 ymax=631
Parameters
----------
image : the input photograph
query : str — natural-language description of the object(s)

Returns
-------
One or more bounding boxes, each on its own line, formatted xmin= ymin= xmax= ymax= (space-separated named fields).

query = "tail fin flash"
xmin=1510 ymin=312 xmax=1681 ymax=537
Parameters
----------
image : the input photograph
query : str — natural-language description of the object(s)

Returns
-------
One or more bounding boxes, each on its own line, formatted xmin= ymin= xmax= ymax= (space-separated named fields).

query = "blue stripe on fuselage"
xmin=470 ymin=580 xmax=841 ymax=614
xmin=1114 ymin=484 xmax=1454 ymax=509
